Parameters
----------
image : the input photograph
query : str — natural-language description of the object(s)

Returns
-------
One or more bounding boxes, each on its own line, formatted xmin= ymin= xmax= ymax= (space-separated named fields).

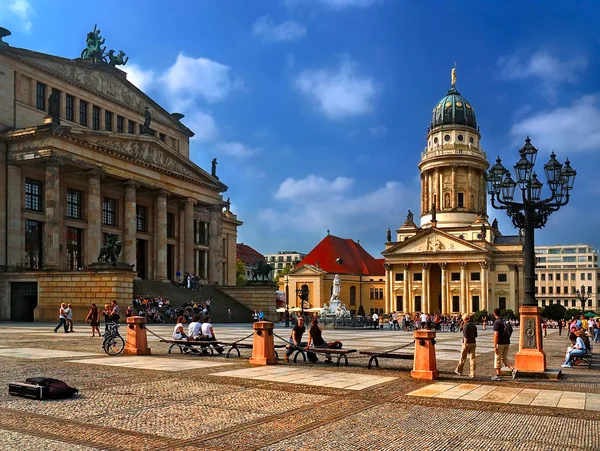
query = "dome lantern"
xmin=430 ymin=64 xmax=477 ymax=131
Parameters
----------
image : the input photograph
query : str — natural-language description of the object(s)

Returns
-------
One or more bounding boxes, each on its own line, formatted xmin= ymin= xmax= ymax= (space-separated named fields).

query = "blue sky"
xmin=3 ymin=0 xmax=600 ymax=257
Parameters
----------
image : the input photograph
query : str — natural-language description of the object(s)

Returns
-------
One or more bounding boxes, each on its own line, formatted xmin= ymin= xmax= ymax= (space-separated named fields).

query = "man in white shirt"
xmin=420 ymin=312 xmax=428 ymax=330
xmin=188 ymin=315 xmax=203 ymax=339
xmin=372 ymin=312 xmax=379 ymax=329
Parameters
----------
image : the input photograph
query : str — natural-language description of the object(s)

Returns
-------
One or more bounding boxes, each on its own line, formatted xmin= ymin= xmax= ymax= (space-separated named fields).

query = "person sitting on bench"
xmin=285 ymin=317 xmax=306 ymax=362
xmin=172 ymin=316 xmax=189 ymax=340
xmin=306 ymin=317 xmax=332 ymax=364
xmin=200 ymin=316 xmax=224 ymax=354
xmin=188 ymin=314 xmax=203 ymax=340
xmin=562 ymin=331 xmax=586 ymax=368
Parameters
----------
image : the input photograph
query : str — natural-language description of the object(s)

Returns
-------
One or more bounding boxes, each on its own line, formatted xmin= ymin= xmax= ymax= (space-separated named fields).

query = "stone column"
xmin=44 ymin=161 xmax=60 ymax=269
xmin=451 ymin=165 xmax=457 ymax=208
xmin=421 ymin=263 xmax=429 ymax=313
xmin=183 ymin=198 xmax=196 ymax=275
xmin=434 ymin=169 xmax=440 ymax=208
xmin=6 ymin=164 xmax=22 ymax=267
xmin=86 ymin=171 xmax=102 ymax=266
xmin=122 ymin=181 xmax=138 ymax=267
xmin=154 ymin=190 xmax=169 ymax=281
xmin=428 ymin=172 xmax=433 ymax=213
xmin=208 ymin=206 xmax=221 ymax=283
xmin=421 ymin=174 xmax=425 ymax=216
xmin=459 ymin=262 xmax=468 ymax=313
xmin=480 ymin=170 xmax=487 ymax=217
xmin=467 ymin=168 xmax=473 ymax=210
xmin=440 ymin=263 xmax=447 ymax=314
xmin=403 ymin=263 xmax=410 ymax=313
xmin=480 ymin=261 xmax=488 ymax=312
xmin=384 ymin=263 xmax=392 ymax=312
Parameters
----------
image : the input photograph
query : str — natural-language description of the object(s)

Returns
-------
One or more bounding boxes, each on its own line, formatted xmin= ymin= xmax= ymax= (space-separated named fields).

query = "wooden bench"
xmin=359 ymin=350 xmax=414 ymax=369
xmin=573 ymin=347 xmax=593 ymax=369
xmin=288 ymin=346 xmax=357 ymax=366
xmin=160 ymin=339 xmax=223 ymax=356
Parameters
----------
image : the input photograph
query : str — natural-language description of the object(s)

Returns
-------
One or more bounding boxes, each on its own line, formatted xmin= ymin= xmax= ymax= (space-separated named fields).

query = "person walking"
xmin=491 ymin=308 xmax=517 ymax=380
xmin=85 ymin=303 xmax=101 ymax=337
xmin=558 ymin=319 xmax=563 ymax=336
xmin=228 ymin=308 xmax=232 ymax=323
xmin=53 ymin=303 xmax=69 ymax=333
xmin=65 ymin=303 xmax=74 ymax=332
xmin=455 ymin=313 xmax=477 ymax=378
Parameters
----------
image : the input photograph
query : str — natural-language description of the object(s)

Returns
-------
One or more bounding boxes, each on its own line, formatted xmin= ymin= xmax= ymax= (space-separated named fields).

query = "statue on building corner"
xmin=223 ymin=197 xmax=231 ymax=212
xmin=97 ymin=234 xmax=122 ymax=264
xmin=81 ymin=24 xmax=106 ymax=60
xmin=107 ymin=49 xmax=129 ymax=67
xmin=492 ymin=218 xmax=498 ymax=230
xmin=211 ymin=158 xmax=218 ymax=178
xmin=451 ymin=62 xmax=457 ymax=88
xmin=141 ymin=107 xmax=151 ymax=134
xmin=47 ymin=90 xmax=60 ymax=121
xmin=386 ymin=227 xmax=391 ymax=243
xmin=0 ymin=27 xmax=10 ymax=46
xmin=430 ymin=203 xmax=436 ymax=222
xmin=407 ymin=209 xmax=414 ymax=223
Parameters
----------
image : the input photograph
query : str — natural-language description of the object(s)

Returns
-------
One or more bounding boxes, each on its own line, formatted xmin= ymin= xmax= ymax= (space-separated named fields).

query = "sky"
xmin=2 ymin=0 xmax=600 ymax=258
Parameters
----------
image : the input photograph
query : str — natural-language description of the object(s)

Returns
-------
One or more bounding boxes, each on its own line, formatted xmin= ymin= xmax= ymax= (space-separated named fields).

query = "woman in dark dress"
xmin=85 ymin=303 xmax=101 ymax=337
xmin=306 ymin=317 xmax=332 ymax=363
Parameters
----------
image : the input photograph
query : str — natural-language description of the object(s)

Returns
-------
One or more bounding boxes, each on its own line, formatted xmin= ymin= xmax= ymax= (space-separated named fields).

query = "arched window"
xmin=350 ymin=286 xmax=356 ymax=306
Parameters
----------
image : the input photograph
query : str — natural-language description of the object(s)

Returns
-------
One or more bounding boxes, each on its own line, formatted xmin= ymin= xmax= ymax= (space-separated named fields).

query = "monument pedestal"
xmin=411 ymin=330 xmax=438 ymax=380
xmin=124 ymin=316 xmax=151 ymax=355
xmin=514 ymin=305 xmax=547 ymax=373
xmin=249 ymin=321 xmax=278 ymax=365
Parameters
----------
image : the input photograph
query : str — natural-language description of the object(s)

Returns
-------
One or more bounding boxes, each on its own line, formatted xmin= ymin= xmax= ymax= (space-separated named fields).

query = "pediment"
xmin=5 ymin=47 xmax=189 ymax=134
xmin=290 ymin=265 xmax=324 ymax=276
xmin=382 ymin=229 xmax=485 ymax=256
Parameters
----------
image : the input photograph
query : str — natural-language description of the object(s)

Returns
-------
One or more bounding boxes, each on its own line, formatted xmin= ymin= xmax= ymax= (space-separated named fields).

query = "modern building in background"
xmin=535 ymin=244 xmax=600 ymax=309
xmin=264 ymin=250 xmax=306 ymax=278
xmin=236 ymin=243 xmax=264 ymax=280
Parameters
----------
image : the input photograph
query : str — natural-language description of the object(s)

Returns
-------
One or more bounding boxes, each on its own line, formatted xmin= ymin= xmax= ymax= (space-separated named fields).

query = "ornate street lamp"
xmin=573 ymin=285 xmax=592 ymax=316
xmin=296 ymin=284 xmax=309 ymax=318
xmin=486 ymin=137 xmax=576 ymax=373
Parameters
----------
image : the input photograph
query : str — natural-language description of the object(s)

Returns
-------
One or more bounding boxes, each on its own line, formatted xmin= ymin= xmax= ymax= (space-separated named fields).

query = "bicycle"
xmin=102 ymin=321 xmax=124 ymax=356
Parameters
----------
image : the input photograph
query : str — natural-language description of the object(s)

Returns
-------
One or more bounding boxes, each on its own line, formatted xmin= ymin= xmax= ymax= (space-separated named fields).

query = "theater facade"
xmin=0 ymin=28 xmax=241 ymax=321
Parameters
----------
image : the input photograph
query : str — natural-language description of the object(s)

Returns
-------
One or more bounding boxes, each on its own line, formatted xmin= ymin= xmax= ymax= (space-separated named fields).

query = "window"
xmin=452 ymin=296 xmax=460 ymax=312
xmin=499 ymin=296 xmax=506 ymax=310
xmin=167 ymin=212 xmax=174 ymax=238
xmin=80 ymin=100 xmax=88 ymax=126
xmin=159 ymin=133 xmax=166 ymax=142
xmin=588 ymin=285 xmax=593 ymax=293
xmin=136 ymin=205 xmax=147 ymax=232
xmin=588 ymin=299 xmax=592 ymax=307
xmin=25 ymin=179 xmax=43 ymax=211
xmin=556 ymin=273 xmax=561 ymax=281
xmin=370 ymin=288 xmax=384 ymax=299
xmin=194 ymin=221 xmax=208 ymax=245
xmin=286 ymin=256 xmax=292 ymax=262
xmin=396 ymin=295 xmax=403 ymax=311
xmin=557 ymin=286 xmax=561 ymax=294
xmin=66 ymin=227 xmax=82 ymax=270
xmin=457 ymin=192 xmax=464 ymax=208
xmin=564 ymin=272 xmax=568 ymax=280
xmin=350 ymin=286 xmax=356 ymax=306
xmin=549 ymin=287 xmax=553 ymax=294
xmin=451 ymin=272 xmax=460 ymax=281
xmin=413 ymin=272 xmax=422 ymax=281
xmin=415 ymin=296 xmax=422 ymax=312
xmin=572 ymin=300 xmax=576 ymax=307
xmin=36 ymin=82 xmax=46 ymax=110
xmin=588 ymin=272 xmax=592 ymax=280
xmin=66 ymin=95 xmax=74 ymax=121
xmin=370 ymin=288 xmax=375 ymax=299
xmin=541 ymin=273 xmax=546 ymax=281
xmin=116 ymin=115 xmax=124 ymax=133
xmin=571 ymin=273 xmax=576 ymax=280
xmin=92 ymin=105 xmax=100 ymax=130
xmin=548 ymin=273 xmax=553 ymax=281
xmin=25 ymin=219 xmax=43 ymax=269
xmin=498 ymin=273 xmax=508 ymax=282
xmin=102 ymin=198 xmax=116 ymax=226
xmin=535 ymin=287 xmax=538 ymax=294
xmin=105 ymin=111 xmax=113 ymax=131
xmin=470 ymin=272 xmax=480 ymax=281
xmin=564 ymin=286 xmax=568 ymax=294
xmin=66 ymin=188 xmax=82 ymax=219
xmin=535 ymin=273 xmax=538 ymax=280
xmin=581 ymin=273 xmax=585 ymax=281
xmin=541 ymin=287 xmax=546 ymax=294
xmin=542 ymin=299 xmax=546 ymax=307
xmin=471 ymin=295 xmax=480 ymax=312
xmin=378 ymin=288 xmax=383 ymax=299
xmin=395 ymin=273 xmax=404 ymax=282
xmin=128 ymin=120 xmax=136 ymax=134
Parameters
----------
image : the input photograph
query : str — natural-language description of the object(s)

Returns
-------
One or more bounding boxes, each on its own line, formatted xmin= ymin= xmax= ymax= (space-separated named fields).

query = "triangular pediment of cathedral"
xmin=382 ymin=229 xmax=486 ymax=257
xmin=2 ymin=46 xmax=192 ymax=136
xmin=290 ymin=264 xmax=326 ymax=276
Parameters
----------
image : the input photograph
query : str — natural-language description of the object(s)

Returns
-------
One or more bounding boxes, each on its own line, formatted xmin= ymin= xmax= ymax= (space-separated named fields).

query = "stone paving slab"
xmin=0 ymin=348 xmax=99 ymax=359
xmin=0 ymin=429 xmax=98 ymax=451
xmin=67 ymin=355 xmax=235 ymax=371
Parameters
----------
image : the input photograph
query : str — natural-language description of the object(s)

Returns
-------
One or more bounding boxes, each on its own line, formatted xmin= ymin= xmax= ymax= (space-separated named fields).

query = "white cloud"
xmin=4 ymin=0 xmax=34 ymax=32
xmin=510 ymin=94 xmax=600 ymax=154
xmin=160 ymin=53 xmax=241 ymax=108
xmin=369 ymin=125 xmax=387 ymax=137
xmin=213 ymin=141 xmax=260 ymax=159
xmin=252 ymin=15 xmax=306 ymax=42
xmin=275 ymin=175 xmax=354 ymax=200
xmin=187 ymin=111 xmax=219 ymax=143
xmin=125 ymin=64 xmax=155 ymax=92
xmin=295 ymin=57 xmax=377 ymax=120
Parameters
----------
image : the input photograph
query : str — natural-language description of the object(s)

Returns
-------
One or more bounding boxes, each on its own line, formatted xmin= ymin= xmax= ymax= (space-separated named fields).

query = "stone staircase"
xmin=132 ymin=280 xmax=252 ymax=323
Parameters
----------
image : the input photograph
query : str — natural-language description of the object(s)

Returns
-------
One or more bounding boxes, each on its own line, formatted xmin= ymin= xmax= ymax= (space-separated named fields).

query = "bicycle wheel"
xmin=103 ymin=334 xmax=125 ymax=356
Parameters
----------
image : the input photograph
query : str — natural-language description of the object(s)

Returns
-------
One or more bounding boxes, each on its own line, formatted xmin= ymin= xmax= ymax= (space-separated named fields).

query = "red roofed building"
xmin=281 ymin=234 xmax=385 ymax=316
xmin=236 ymin=243 xmax=264 ymax=279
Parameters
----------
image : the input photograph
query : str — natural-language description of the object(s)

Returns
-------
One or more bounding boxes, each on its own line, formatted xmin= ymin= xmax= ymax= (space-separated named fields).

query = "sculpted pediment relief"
xmin=384 ymin=230 xmax=484 ymax=256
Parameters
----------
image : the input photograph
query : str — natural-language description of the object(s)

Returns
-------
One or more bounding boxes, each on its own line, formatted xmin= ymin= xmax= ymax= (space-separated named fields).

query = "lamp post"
xmin=573 ymin=285 xmax=592 ymax=316
xmin=486 ymin=137 xmax=576 ymax=373
xmin=296 ymin=284 xmax=309 ymax=319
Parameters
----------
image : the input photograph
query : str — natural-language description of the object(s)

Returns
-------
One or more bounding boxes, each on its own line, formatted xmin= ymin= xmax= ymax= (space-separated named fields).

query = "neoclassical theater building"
xmin=382 ymin=71 xmax=524 ymax=316
xmin=0 ymin=29 xmax=241 ymax=320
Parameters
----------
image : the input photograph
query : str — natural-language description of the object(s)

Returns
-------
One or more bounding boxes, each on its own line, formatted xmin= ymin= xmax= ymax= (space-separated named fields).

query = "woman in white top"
xmin=200 ymin=316 xmax=224 ymax=354
xmin=172 ymin=316 xmax=189 ymax=340
xmin=187 ymin=314 xmax=203 ymax=339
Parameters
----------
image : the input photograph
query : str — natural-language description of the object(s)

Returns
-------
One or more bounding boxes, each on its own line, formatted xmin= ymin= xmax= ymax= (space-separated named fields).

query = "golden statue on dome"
xmin=451 ymin=62 xmax=457 ymax=88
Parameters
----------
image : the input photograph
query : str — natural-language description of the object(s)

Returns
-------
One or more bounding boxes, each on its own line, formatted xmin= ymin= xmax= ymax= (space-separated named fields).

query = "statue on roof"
xmin=407 ymin=209 xmax=414 ymax=223
xmin=141 ymin=107 xmax=151 ymax=134
xmin=81 ymin=25 xmax=107 ymax=60
xmin=47 ymin=90 xmax=60 ymax=121
xmin=430 ymin=203 xmax=437 ymax=222
xmin=451 ymin=62 xmax=457 ymax=88
xmin=107 ymin=49 xmax=129 ymax=67
xmin=211 ymin=158 xmax=218 ymax=178
xmin=386 ymin=227 xmax=391 ymax=243
xmin=0 ymin=27 xmax=10 ymax=46
xmin=492 ymin=218 xmax=498 ymax=229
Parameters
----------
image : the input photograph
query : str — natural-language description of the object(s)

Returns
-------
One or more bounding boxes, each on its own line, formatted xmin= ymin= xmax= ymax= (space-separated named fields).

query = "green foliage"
xmin=273 ymin=264 xmax=293 ymax=283
xmin=564 ymin=308 xmax=582 ymax=320
xmin=500 ymin=309 xmax=517 ymax=320
xmin=541 ymin=303 xmax=566 ymax=321
xmin=357 ymin=305 xmax=366 ymax=317
xmin=472 ymin=310 xmax=488 ymax=324
xmin=235 ymin=259 xmax=247 ymax=286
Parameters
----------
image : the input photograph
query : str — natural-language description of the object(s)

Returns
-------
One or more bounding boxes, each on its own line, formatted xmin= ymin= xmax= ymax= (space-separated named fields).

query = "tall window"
xmin=66 ymin=188 xmax=82 ymax=219
xmin=36 ymin=82 xmax=46 ymax=110
xmin=80 ymin=100 xmax=88 ymax=126
xmin=194 ymin=220 xmax=208 ymax=244
xmin=105 ymin=111 xmax=113 ymax=131
xmin=25 ymin=179 xmax=43 ymax=211
xmin=128 ymin=120 xmax=136 ymax=134
xmin=415 ymin=296 xmax=422 ymax=312
xmin=457 ymin=192 xmax=464 ymax=208
xmin=349 ymin=286 xmax=356 ymax=306
xmin=66 ymin=227 xmax=82 ymax=270
xmin=136 ymin=205 xmax=147 ymax=232
xmin=396 ymin=295 xmax=403 ymax=311
xmin=92 ymin=105 xmax=100 ymax=130
xmin=499 ymin=297 xmax=507 ymax=310
xmin=472 ymin=295 xmax=480 ymax=312
xmin=51 ymin=88 xmax=61 ymax=115
xmin=66 ymin=94 xmax=74 ymax=121
xmin=370 ymin=288 xmax=375 ymax=299
xmin=25 ymin=220 xmax=43 ymax=269
xmin=452 ymin=296 xmax=460 ymax=312
xmin=166 ymin=212 xmax=174 ymax=238
xmin=102 ymin=198 xmax=116 ymax=226
xmin=117 ymin=115 xmax=124 ymax=133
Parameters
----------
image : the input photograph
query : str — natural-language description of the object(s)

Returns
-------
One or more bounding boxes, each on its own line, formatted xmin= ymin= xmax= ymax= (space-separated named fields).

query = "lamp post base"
xmin=514 ymin=305 xmax=547 ymax=373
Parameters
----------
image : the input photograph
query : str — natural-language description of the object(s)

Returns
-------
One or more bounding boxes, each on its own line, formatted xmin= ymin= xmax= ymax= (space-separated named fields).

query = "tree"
xmin=541 ymin=303 xmax=566 ymax=321
xmin=235 ymin=259 xmax=247 ymax=286
xmin=472 ymin=310 xmax=488 ymax=324
xmin=273 ymin=264 xmax=293 ymax=284
xmin=500 ymin=309 xmax=517 ymax=320
xmin=357 ymin=305 xmax=366 ymax=317
xmin=564 ymin=308 xmax=581 ymax=320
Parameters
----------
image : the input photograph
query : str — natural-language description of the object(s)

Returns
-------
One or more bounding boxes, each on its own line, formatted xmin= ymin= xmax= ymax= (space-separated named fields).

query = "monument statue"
xmin=451 ymin=62 xmax=457 ymax=88
xmin=47 ymin=90 xmax=60 ymax=120
xmin=407 ymin=209 xmax=414 ymax=223
xmin=97 ymin=234 xmax=122 ymax=264
xmin=251 ymin=259 xmax=273 ymax=282
xmin=431 ymin=203 xmax=437 ymax=222
xmin=107 ymin=49 xmax=129 ymax=67
xmin=492 ymin=218 xmax=498 ymax=229
xmin=481 ymin=222 xmax=486 ymax=238
xmin=386 ymin=227 xmax=391 ymax=243
xmin=81 ymin=24 xmax=106 ymax=60
xmin=223 ymin=197 xmax=231 ymax=212
xmin=141 ymin=107 xmax=151 ymax=134
xmin=0 ymin=27 xmax=11 ymax=46
xmin=211 ymin=158 xmax=218 ymax=178
xmin=331 ymin=274 xmax=341 ymax=302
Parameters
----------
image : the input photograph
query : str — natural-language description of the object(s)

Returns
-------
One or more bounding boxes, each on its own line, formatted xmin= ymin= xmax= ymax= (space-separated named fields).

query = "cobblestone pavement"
xmin=0 ymin=323 xmax=598 ymax=450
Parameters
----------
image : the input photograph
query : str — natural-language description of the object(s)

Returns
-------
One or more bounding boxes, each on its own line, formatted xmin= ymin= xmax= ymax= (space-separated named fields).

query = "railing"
xmin=421 ymin=147 xmax=486 ymax=161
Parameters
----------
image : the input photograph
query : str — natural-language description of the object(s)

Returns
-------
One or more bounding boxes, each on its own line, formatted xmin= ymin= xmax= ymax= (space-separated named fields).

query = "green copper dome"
xmin=430 ymin=87 xmax=477 ymax=130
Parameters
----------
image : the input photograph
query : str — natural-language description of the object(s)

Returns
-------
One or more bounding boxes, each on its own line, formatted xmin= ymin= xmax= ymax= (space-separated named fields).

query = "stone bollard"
xmin=249 ymin=321 xmax=278 ymax=365
xmin=411 ymin=329 xmax=438 ymax=380
xmin=123 ymin=316 xmax=152 ymax=356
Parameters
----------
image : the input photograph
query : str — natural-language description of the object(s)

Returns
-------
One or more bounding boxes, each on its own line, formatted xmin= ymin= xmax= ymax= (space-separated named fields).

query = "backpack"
xmin=503 ymin=321 xmax=513 ymax=340
xmin=25 ymin=377 xmax=78 ymax=399
xmin=328 ymin=340 xmax=343 ymax=349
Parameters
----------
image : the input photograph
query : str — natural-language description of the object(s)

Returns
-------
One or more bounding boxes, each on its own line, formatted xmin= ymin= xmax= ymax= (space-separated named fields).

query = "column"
xmin=440 ymin=263 xmax=447 ymax=314
xmin=467 ymin=168 xmax=473 ymax=210
xmin=122 ymin=181 xmax=138 ymax=267
xmin=183 ymin=198 xmax=196 ymax=275
xmin=86 ymin=171 xmax=102 ymax=266
xmin=428 ymin=172 xmax=433 ymax=212
xmin=44 ymin=161 xmax=60 ymax=269
xmin=451 ymin=165 xmax=457 ymax=209
xmin=154 ymin=190 xmax=169 ymax=280
xmin=480 ymin=261 xmax=488 ymax=312
xmin=384 ymin=264 xmax=392 ymax=312
xmin=403 ymin=263 xmax=410 ymax=313
xmin=421 ymin=263 xmax=429 ymax=313
xmin=480 ymin=170 xmax=487 ymax=216
xmin=6 ymin=165 xmax=22 ymax=267
xmin=434 ymin=169 xmax=440 ymax=207
xmin=460 ymin=262 xmax=467 ymax=313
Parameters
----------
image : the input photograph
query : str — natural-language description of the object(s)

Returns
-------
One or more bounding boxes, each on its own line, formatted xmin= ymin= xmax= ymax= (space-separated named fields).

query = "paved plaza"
xmin=0 ymin=323 xmax=598 ymax=450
